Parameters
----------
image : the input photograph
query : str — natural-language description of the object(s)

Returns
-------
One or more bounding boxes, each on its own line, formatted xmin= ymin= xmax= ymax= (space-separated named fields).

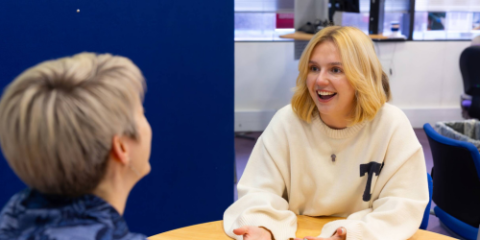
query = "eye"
xmin=309 ymin=66 xmax=320 ymax=72
xmin=331 ymin=67 xmax=343 ymax=74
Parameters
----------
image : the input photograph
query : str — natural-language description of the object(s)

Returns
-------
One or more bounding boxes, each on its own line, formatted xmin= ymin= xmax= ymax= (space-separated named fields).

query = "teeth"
xmin=317 ymin=91 xmax=335 ymax=96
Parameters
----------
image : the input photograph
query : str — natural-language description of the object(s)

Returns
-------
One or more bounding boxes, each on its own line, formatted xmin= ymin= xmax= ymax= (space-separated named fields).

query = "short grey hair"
xmin=0 ymin=53 xmax=145 ymax=196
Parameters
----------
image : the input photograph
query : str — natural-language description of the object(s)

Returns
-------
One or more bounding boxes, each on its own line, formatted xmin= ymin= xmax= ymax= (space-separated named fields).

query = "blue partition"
xmin=0 ymin=1 xmax=234 ymax=236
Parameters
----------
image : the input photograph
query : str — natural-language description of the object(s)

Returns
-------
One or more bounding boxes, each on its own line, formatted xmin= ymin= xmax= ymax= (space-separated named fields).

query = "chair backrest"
xmin=423 ymin=123 xmax=480 ymax=228
xmin=469 ymin=96 xmax=480 ymax=119
xmin=419 ymin=173 xmax=433 ymax=230
xmin=460 ymin=46 xmax=480 ymax=96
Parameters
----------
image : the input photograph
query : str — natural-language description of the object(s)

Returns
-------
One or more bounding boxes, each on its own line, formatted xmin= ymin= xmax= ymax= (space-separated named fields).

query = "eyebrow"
xmin=309 ymin=60 xmax=343 ymax=66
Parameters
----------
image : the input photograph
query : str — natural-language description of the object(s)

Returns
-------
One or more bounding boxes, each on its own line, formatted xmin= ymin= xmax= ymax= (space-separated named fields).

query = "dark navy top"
xmin=0 ymin=189 xmax=146 ymax=240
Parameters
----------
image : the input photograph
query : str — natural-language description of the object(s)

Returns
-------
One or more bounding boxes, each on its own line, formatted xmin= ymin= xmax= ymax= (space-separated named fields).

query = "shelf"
xmin=279 ymin=31 xmax=407 ymax=42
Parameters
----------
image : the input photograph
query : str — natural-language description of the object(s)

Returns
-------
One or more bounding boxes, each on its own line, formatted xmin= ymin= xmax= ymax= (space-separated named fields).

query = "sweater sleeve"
xmin=318 ymin=119 xmax=429 ymax=240
xmin=223 ymin=115 xmax=297 ymax=240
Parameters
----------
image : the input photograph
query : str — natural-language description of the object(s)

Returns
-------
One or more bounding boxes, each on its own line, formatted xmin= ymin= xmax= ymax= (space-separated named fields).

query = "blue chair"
xmin=424 ymin=123 xmax=480 ymax=240
xmin=420 ymin=173 xmax=433 ymax=230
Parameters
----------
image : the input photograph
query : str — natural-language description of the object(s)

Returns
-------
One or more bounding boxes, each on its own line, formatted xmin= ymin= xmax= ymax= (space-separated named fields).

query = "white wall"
xmin=235 ymin=41 xmax=470 ymax=131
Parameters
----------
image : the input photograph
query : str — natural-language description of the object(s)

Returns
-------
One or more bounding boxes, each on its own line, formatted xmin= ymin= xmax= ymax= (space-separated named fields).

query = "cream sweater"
xmin=224 ymin=104 xmax=429 ymax=240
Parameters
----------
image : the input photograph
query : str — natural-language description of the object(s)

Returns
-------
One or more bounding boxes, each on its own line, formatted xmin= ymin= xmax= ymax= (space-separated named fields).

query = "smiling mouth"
xmin=317 ymin=90 xmax=337 ymax=100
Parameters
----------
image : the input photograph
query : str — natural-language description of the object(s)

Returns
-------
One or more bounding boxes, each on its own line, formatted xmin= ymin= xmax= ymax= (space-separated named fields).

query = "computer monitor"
xmin=329 ymin=0 xmax=360 ymax=23
xmin=332 ymin=0 xmax=360 ymax=13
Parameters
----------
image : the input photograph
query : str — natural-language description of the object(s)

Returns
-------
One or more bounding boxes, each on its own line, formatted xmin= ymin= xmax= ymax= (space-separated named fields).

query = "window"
xmin=234 ymin=0 xmax=480 ymax=41
xmin=413 ymin=0 xmax=480 ymax=40
xmin=382 ymin=0 xmax=411 ymax=37
xmin=234 ymin=0 xmax=294 ymax=41
xmin=233 ymin=0 xmax=370 ymax=41
xmin=341 ymin=12 xmax=370 ymax=34
xmin=338 ymin=0 xmax=371 ymax=34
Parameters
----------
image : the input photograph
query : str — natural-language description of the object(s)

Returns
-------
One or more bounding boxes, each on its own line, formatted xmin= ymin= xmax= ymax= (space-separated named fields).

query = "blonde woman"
xmin=0 ymin=53 xmax=151 ymax=239
xmin=224 ymin=26 xmax=428 ymax=240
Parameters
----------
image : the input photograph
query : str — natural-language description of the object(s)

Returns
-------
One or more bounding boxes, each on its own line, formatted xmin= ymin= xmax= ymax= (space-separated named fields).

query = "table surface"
xmin=279 ymin=31 xmax=405 ymax=41
xmin=149 ymin=215 xmax=456 ymax=240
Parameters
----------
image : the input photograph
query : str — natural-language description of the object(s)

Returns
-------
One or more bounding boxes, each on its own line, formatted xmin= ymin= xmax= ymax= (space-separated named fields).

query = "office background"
xmin=0 ymin=0 xmax=478 ymax=238
xmin=234 ymin=0 xmax=478 ymax=131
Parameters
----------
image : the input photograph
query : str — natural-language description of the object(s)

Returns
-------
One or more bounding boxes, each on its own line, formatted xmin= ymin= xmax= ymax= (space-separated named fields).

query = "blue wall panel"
xmin=0 ymin=0 xmax=234 ymax=236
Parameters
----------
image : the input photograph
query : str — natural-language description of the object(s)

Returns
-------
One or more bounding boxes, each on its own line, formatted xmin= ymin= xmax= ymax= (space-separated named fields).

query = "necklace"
xmin=324 ymin=140 xmax=337 ymax=163
xmin=321 ymin=135 xmax=338 ymax=163
xmin=317 ymin=113 xmax=347 ymax=163
xmin=319 ymin=118 xmax=339 ymax=162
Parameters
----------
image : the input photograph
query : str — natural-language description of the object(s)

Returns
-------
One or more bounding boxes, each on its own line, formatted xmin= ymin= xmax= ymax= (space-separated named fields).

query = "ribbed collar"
xmin=311 ymin=112 xmax=367 ymax=139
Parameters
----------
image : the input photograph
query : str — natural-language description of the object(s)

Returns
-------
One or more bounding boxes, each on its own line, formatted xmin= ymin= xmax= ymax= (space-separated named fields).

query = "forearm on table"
xmin=223 ymin=192 xmax=297 ymax=239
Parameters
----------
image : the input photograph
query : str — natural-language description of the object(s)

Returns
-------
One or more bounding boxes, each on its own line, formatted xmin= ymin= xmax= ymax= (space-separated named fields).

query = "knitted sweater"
xmin=224 ymin=104 xmax=429 ymax=240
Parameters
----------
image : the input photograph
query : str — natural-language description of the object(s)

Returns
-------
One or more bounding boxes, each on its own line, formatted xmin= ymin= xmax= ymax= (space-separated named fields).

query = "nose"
xmin=315 ymin=69 xmax=330 ymax=86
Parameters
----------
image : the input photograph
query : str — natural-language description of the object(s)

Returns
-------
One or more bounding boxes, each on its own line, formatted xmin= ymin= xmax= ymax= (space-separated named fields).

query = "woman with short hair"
xmin=224 ymin=26 xmax=428 ymax=240
xmin=0 ymin=53 xmax=152 ymax=240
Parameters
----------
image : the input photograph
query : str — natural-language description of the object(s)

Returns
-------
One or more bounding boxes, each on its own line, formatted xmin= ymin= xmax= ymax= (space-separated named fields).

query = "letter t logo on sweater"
xmin=359 ymin=162 xmax=384 ymax=202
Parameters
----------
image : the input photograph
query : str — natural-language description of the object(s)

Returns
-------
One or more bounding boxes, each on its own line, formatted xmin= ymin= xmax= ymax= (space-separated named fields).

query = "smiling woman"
xmin=305 ymin=41 xmax=356 ymax=129
xmin=223 ymin=26 xmax=429 ymax=240
xmin=292 ymin=26 xmax=391 ymax=129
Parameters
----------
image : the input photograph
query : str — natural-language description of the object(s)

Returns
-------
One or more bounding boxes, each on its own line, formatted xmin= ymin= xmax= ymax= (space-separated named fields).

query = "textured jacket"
xmin=0 ymin=189 xmax=146 ymax=240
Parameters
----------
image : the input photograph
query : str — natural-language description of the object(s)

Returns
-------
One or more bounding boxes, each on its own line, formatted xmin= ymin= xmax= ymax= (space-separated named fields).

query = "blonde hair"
xmin=0 ymin=53 xmax=146 ymax=196
xmin=291 ymin=26 xmax=390 ymax=125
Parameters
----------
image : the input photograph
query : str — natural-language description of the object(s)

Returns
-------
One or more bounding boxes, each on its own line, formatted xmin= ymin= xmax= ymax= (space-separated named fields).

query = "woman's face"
xmin=127 ymin=100 xmax=152 ymax=178
xmin=306 ymin=40 xmax=356 ymax=124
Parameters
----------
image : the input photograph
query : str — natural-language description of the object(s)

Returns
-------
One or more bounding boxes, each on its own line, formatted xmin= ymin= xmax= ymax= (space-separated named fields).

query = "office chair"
xmin=419 ymin=173 xmax=433 ymax=230
xmin=460 ymin=46 xmax=480 ymax=119
xmin=424 ymin=123 xmax=480 ymax=240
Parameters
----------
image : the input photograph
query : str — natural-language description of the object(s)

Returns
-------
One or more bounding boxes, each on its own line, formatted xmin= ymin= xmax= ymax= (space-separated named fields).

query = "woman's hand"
xmin=293 ymin=227 xmax=346 ymax=240
xmin=233 ymin=226 xmax=273 ymax=240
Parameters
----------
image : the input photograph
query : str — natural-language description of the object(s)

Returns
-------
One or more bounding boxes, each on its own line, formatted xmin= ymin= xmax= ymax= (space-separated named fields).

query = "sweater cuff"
xmin=237 ymin=214 xmax=297 ymax=240
xmin=319 ymin=220 xmax=363 ymax=240
xmin=343 ymin=222 xmax=363 ymax=240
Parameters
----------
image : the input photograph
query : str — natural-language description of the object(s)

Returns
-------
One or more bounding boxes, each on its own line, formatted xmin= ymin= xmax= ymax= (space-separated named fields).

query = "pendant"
xmin=331 ymin=154 xmax=336 ymax=162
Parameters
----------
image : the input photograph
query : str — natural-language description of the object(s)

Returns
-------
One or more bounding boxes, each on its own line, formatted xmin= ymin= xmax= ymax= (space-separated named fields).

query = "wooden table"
xmin=149 ymin=215 xmax=456 ymax=240
xmin=279 ymin=31 xmax=405 ymax=41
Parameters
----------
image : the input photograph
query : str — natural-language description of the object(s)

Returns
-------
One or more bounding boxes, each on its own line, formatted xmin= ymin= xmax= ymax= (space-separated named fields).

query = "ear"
xmin=110 ymin=135 xmax=130 ymax=165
